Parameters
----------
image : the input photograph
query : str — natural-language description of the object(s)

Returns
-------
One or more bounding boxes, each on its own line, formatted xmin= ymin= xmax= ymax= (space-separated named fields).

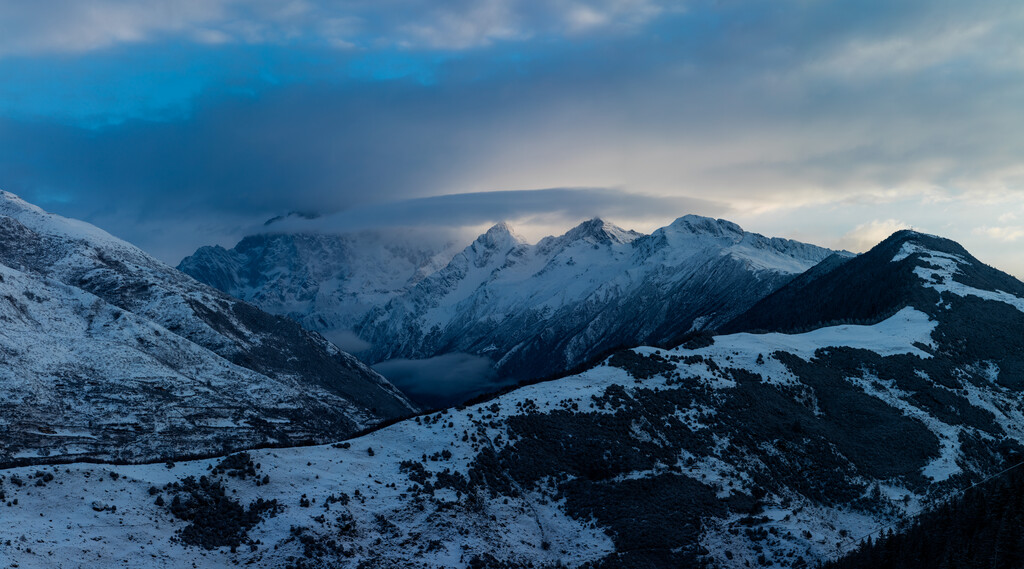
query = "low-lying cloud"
xmin=319 ymin=328 xmax=372 ymax=354
xmin=373 ymin=353 xmax=506 ymax=409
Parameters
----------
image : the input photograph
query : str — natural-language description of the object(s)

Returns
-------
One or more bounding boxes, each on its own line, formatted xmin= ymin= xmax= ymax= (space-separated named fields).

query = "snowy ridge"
xmin=0 ymin=191 xmax=414 ymax=465
xmin=710 ymin=307 xmax=937 ymax=364
xmin=653 ymin=215 xmax=836 ymax=273
xmin=0 ymin=191 xmax=138 ymax=257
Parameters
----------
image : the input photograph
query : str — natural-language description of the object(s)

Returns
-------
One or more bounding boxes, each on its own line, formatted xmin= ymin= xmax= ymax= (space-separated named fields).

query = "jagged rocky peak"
xmin=175 ymin=243 xmax=241 ymax=292
xmin=182 ymin=208 xmax=838 ymax=403
xmin=466 ymin=222 xmax=526 ymax=263
xmin=477 ymin=221 xmax=524 ymax=247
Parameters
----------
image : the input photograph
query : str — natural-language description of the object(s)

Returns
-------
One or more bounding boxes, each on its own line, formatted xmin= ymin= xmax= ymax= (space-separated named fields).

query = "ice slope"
xmin=6 ymin=231 xmax=1024 ymax=569
xmin=0 ymin=191 xmax=414 ymax=465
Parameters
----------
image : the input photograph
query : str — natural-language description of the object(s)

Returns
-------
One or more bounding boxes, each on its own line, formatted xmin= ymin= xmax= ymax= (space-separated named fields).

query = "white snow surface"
xmin=694 ymin=306 xmax=937 ymax=367
xmin=0 ymin=398 xmax=616 ymax=568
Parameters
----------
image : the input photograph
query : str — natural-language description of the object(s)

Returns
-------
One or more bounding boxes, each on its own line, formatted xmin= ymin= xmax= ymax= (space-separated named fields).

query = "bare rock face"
xmin=0 ymin=191 xmax=414 ymax=467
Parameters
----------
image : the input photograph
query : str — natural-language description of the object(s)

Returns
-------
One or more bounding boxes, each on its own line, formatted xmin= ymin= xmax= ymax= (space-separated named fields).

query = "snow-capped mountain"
xmin=6 ymin=229 xmax=1022 ymax=569
xmin=183 ymin=216 xmax=841 ymax=404
xmin=178 ymin=231 xmax=458 ymax=351
xmin=0 ymin=191 xmax=414 ymax=466
xmin=358 ymin=215 xmax=842 ymax=387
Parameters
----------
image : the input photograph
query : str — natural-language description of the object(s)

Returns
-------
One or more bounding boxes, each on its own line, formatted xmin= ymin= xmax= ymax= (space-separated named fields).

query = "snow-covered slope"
xmin=0 ymin=191 xmax=414 ymax=466
xmin=358 ymin=216 xmax=842 ymax=387
xmin=178 ymin=231 xmax=457 ymax=351
xmin=6 ymin=230 xmax=1021 ymax=569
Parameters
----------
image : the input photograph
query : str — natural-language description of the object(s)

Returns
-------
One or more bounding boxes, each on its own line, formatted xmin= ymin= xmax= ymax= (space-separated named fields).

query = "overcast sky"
xmin=1 ymin=0 xmax=1023 ymax=275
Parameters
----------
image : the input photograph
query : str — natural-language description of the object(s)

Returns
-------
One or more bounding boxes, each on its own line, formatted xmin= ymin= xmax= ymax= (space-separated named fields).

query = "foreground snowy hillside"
xmin=0 ymin=191 xmax=414 ymax=466
xmin=6 ymin=229 xmax=1024 ymax=568
xmin=183 ymin=216 xmax=841 ymax=403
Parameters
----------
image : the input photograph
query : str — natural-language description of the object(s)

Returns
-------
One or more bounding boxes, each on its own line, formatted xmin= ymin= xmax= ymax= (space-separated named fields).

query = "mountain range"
xmin=181 ymin=216 xmax=844 ymax=404
xmin=4 ymin=203 xmax=1024 ymax=569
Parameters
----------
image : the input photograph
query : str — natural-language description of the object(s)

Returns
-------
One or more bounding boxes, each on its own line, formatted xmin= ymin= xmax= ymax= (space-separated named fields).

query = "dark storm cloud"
xmin=0 ymin=30 xmax=731 ymax=256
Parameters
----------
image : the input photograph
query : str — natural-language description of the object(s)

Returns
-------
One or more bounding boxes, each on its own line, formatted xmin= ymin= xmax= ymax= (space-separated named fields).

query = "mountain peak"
xmin=487 ymin=220 xmax=515 ymax=234
xmin=0 ymin=189 xmax=32 ymax=207
xmin=725 ymin=225 xmax=1024 ymax=335
xmin=0 ymin=189 xmax=144 ymax=257
xmin=477 ymin=222 xmax=524 ymax=249
xmin=563 ymin=217 xmax=640 ymax=244
xmin=883 ymin=228 xmax=942 ymax=246
xmin=877 ymin=229 xmax=971 ymax=263
xmin=666 ymin=214 xmax=744 ymax=237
